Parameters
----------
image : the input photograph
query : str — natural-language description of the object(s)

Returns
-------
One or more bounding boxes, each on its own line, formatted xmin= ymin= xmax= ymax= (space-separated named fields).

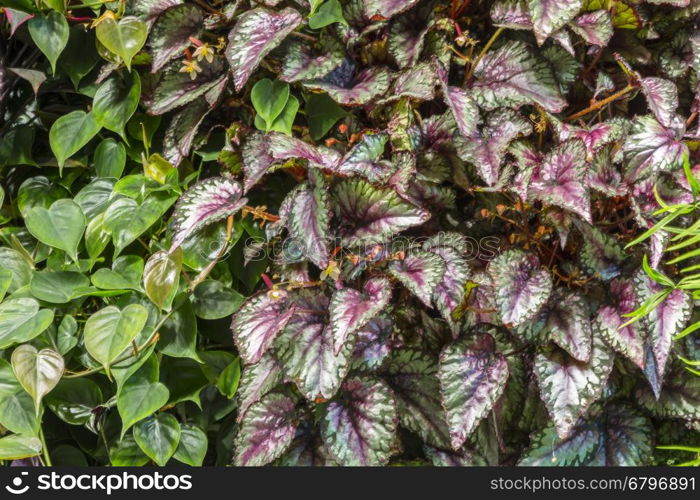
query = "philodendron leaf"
xmin=226 ymin=8 xmax=303 ymax=91
xmin=173 ymin=424 xmax=207 ymax=466
xmin=363 ymin=0 xmax=421 ymax=19
xmin=534 ymin=337 xmax=614 ymax=438
xmin=117 ymin=355 xmax=169 ymax=437
xmin=94 ymin=138 xmax=126 ymax=178
xmin=95 ymin=15 xmax=148 ymax=70
xmin=133 ymin=413 xmax=181 ymax=466
xmin=48 ymin=111 xmax=101 ymax=172
xmin=527 ymin=0 xmax=582 ymax=44
xmin=0 ymin=359 xmax=39 ymax=436
xmin=388 ymin=250 xmax=447 ymax=308
xmin=274 ymin=291 xmax=351 ymax=400
xmin=438 ymin=334 xmax=508 ymax=450
xmin=251 ymin=78 xmax=290 ymax=131
xmin=232 ymin=290 xmax=296 ymax=365
xmin=0 ymin=299 xmax=54 ymax=350
xmin=28 ymin=11 xmax=69 ymax=75
xmin=170 ymin=177 xmax=246 ymax=251
xmin=11 ymin=345 xmax=64 ymax=416
xmin=84 ymin=304 xmax=149 ymax=377
xmin=623 ymin=115 xmax=687 ymax=181
xmin=329 ymin=277 xmax=392 ymax=355
xmin=30 ymin=271 xmax=93 ymax=304
xmin=286 ymin=172 xmax=330 ymax=269
xmin=333 ymin=178 xmax=430 ymax=246
xmin=25 ymin=199 xmax=85 ymax=262
xmin=321 ymin=377 xmax=398 ymax=466
xmin=489 ymin=249 xmax=552 ymax=327
xmin=309 ymin=0 xmax=346 ymax=28
xmin=143 ymin=249 xmax=182 ymax=311
xmin=471 ymin=41 xmax=566 ymax=112
xmin=639 ymin=77 xmax=678 ymax=128
xmin=528 ymin=139 xmax=591 ymax=222
xmin=45 ymin=378 xmax=102 ymax=426
xmin=305 ymin=93 xmax=347 ymax=140
xmin=234 ymin=392 xmax=298 ymax=466
xmin=384 ymin=349 xmax=451 ymax=449
xmin=91 ymin=255 xmax=144 ymax=291
xmin=0 ymin=434 xmax=42 ymax=461
xmin=92 ymin=71 xmax=141 ymax=137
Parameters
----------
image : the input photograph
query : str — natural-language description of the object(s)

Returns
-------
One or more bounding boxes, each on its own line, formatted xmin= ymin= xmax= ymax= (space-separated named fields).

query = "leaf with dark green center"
xmin=438 ymin=334 xmax=508 ymax=450
xmin=0 ymin=299 xmax=54 ymax=350
xmin=234 ymin=392 xmax=299 ymax=466
xmin=96 ymin=16 xmax=148 ymax=70
xmin=48 ymin=111 xmax=101 ymax=173
xmin=28 ymin=11 xmax=68 ymax=75
xmin=133 ymin=413 xmax=181 ymax=466
xmin=320 ymin=377 xmax=398 ymax=466
xmin=84 ymin=304 xmax=149 ymax=377
xmin=93 ymin=71 xmax=141 ymax=138
xmin=11 ymin=345 xmax=64 ymax=416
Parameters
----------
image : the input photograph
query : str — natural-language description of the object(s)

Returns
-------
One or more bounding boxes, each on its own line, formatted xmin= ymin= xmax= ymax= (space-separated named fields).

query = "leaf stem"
xmin=566 ymin=84 xmax=636 ymax=122
xmin=39 ymin=428 xmax=52 ymax=466
xmin=465 ymin=27 xmax=504 ymax=82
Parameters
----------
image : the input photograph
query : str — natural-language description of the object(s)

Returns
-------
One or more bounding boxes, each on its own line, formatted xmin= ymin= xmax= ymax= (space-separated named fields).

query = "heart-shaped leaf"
xmin=117 ymin=354 xmax=169 ymax=437
xmin=0 ymin=359 xmax=39 ymax=435
xmin=25 ymin=199 xmax=85 ymax=262
xmin=30 ymin=271 xmax=94 ymax=303
xmin=91 ymin=255 xmax=144 ymax=291
xmin=84 ymin=304 xmax=149 ymax=376
xmin=0 ymin=298 xmax=54 ymax=350
xmin=143 ymin=249 xmax=182 ymax=311
xmin=45 ymin=378 xmax=103 ymax=426
xmin=94 ymin=138 xmax=126 ymax=179
xmin=11 ymin=345 xmax=64 ymax=416
xmin=28 ymin=11 xmax=69 ymax=75
xmin=49 ymin=111 xmax=101 ymax=172
xmin=173 ymin=424 xmax=207 ymax=466
xmin=133 ymin=413 xmax=181 ymax=466
xmin=438 ymin=334 xmax=509 ymax=449
xmin=93 ymin=71 xmax=141 ymax=137
xmin=0 ymin=434 xmax=42 ymax=460
xmin=96 ymin=16 xmax=148 ymax=70
xmin=251 ymin=79 xmax=290 ymax=131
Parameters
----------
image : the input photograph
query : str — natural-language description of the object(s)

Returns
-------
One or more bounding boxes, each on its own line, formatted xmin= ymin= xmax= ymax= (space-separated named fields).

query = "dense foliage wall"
xmin=1 ymin=0 xmax=700 ymax=466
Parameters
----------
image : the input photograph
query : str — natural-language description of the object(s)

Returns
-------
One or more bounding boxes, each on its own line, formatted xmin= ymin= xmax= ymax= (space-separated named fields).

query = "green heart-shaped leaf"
xmin=0 ymin=298 xmax=54 ymax=350
xmin=254 ymin=95 xmax=299 ymax=135
xmin=49 ymin=111 xmax=101 ymax=172
xmin=0 ymin=359 xmax=40 ymax=436
xmin=251 ymin=78 xmax=290 ymax=130
xmin=94 ymin=138 xmax=126 ymax=179
xmin=25 ymin=199 xmax=86 ymax=262
xmin=173 ymin=424 xmax=207 ymax=466
xmin=117 ymin=354 xmax=169 ymax=437
xmin=45 ymin=378 xmax=103 ymax=426
xmin=143 ymin=249 xmax=182 ymax=311
xmin=91 ymin=255 xmax=144 ymax=291
xmin=93 ymin=71 xmax=141 ymax=138
xmin=84 ymin=304 xmax=149 ymax=377
xmin=133 ymin=413 xmax=181 ymax=466
xmin=11 ymin=344 xmax=64 ymax=416
xmin=96 ymin=16 xmax=148 ymax=71
xmin=30 ymin=271 xmax=93 ymax=303
xmin=58 ymin=26 xmax=100 ymax=88
xmin=28 ymin=11 xmax=69 ymax=75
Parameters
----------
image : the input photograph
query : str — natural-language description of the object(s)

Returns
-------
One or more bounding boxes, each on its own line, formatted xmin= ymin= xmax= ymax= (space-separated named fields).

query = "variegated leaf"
xmin=329 ymin=277 xmax=391 ymax=355
xmin=149 ymin=4 xmax=203 ymax=72
xmin=527 ymin=0 xmax=583 ymax=45
xmin=388 ymin=250 xmax=447 ymax=308
xmin=170 ymin=177 xmax=246 ymax=250
xmin=286 ymin=172 xmax=330 ymax=269
xmin=225 ymin=8 xmax=303 ymax=91
xmin=534 ymin=337 xmax=614 ymax=438
xmin=424 ymin=237 xmax=470 ymax=334
xmin=363 ymin=0 xmax=422 ymax=19
xmin=334 ymin=132 xmax=393 ymax=183
xmin=489 ymin=249 xmax=552 ymax=327
xmin=302 ymin=67 xmax=391 ymax=106
xmin=537 ymin=289 xmax=592 ymax=362
xmin=575 ymin=220 xmax=625 ymax=280
xmin=435 ymin=59 xmax=479 ymax=138
xmin=439 ymin=334 xmax=509 ymax=450
xmin=320 ymin=377 xmax=398 ymax=466
xmin=388 ymin=9 xmax=432 ymax=68
xmin=623 ymin=115 xmax=687 ymax=181
xmin=280 ymin=40 xmax=344 ymax=83
xmin=333 ymin=178 xmax=430 ymax=246
xmin=639 ymin=77 xmax=678 ymax=128
xmin=231 ymin=290 xmax=296 ymax=365
xmin=570 ymin=10 xmax=613 ymax=47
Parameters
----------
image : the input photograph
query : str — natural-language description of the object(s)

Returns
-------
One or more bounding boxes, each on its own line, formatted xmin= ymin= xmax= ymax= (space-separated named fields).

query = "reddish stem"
xmin=261 ymin=273 xmax=275 ymax=290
